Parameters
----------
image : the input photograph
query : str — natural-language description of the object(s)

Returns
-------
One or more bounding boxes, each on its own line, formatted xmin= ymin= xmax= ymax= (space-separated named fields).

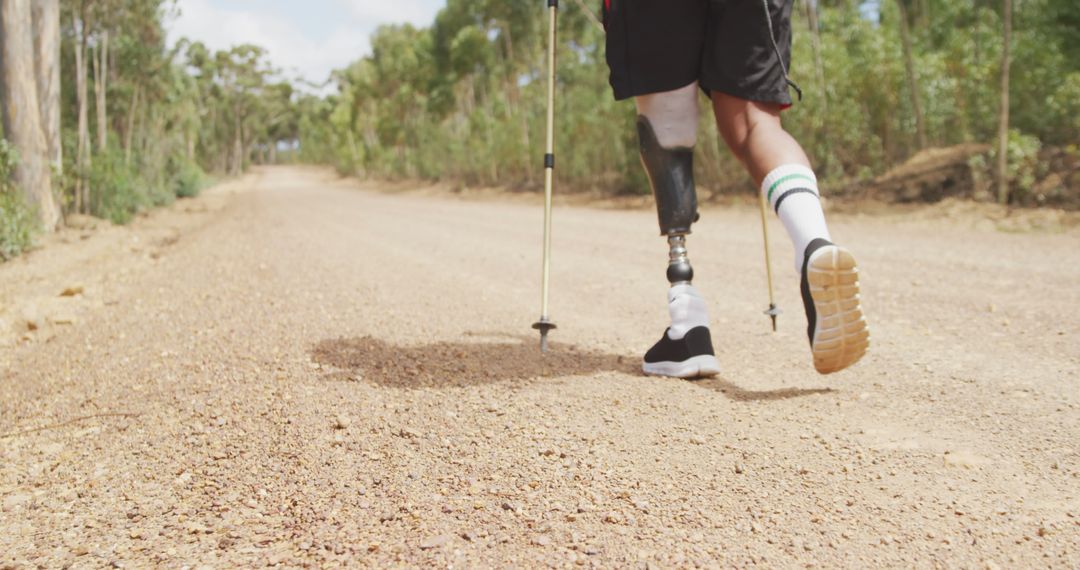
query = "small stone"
xmin=689 ymin=434 xmax=706 ymax=445
xmin=420 ymin=535 xmax=451 ymax=549
xmin=533 ymin=535 xmax=552 ymax=546
xmin=60 ymin=286 xmax=85 ymax=297
xmin=334 ymin=415 xmax=350 ymax=430
xmin=734 ymin=463 xmax=745 ymax=474
xmin=583 ymin=546 xmax=600 ymax=556
xmin=72 ymin=545 xmax=89 ymax=556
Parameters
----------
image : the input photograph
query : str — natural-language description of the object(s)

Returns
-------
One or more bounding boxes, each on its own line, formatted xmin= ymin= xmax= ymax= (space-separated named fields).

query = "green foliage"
xmin=88 ymin=149 xmax=143 ymax=225
xmin=172 ymin=158 xmax=206 ymax=198
xmin=0 ymin=139 xmax=37 ymax=260
xmin=990 ymin=130 xmax=1044 ymax=200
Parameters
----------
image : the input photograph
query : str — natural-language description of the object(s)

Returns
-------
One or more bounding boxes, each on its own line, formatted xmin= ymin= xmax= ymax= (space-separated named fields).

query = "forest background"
xmin=2 ymin=0 xmax=1078 ymax=260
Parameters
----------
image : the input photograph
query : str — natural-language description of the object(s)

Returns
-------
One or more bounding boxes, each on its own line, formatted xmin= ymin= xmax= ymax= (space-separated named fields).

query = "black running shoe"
xmin=801 ymin=238 xmax=870 ymax=374
xmin=642 ymin=326 xmax=721 ymax=378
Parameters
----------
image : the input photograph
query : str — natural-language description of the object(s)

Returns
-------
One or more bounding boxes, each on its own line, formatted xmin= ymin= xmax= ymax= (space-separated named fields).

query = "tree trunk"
xmin=231 ymin=113 xmax=243 ymax=175
xmin=31 ymin=0 xmax=61 ymax=176
xmin=996 ymin=0 xmax=1012 ymax=204
xmin=895 ymin=0 xmax=928 ymax=151
xmin=0 ymin=0 xmax=60 ymax=229
xmin=74 ymin=6 xmax=91 ymax=213
xmin=124 ymin=85 xmax=140 ymax=165
xmin=802 ymin=0 xmax=830 ymax=165
xmin=803 ymin=0 xmax=828 ymax=113
xmin=93 ymin=29 xmax=109 ymax=152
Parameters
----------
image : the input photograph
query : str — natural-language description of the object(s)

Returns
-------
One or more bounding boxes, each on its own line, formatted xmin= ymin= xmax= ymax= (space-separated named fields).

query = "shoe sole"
xmin=807 ymin=245 xmax=870 ymax=374
xmin=642 ymin=354 xmax=721 ymax=379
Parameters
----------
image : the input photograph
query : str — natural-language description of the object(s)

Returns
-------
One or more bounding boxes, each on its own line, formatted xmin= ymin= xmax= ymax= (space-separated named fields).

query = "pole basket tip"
xmin=532 ymin=319 xmax=557 ymax=353
xmin=764 ymin=304 xmax=782 ymax=333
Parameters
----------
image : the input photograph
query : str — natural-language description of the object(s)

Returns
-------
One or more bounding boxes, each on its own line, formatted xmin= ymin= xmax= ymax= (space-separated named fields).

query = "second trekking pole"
xmin=758 ymin=190 xmax=781 ymax=331
xmin=532 ymin=0 xmax=559 ymax=352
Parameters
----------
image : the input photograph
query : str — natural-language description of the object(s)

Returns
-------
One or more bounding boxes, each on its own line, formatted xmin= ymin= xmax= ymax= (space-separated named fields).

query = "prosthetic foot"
xmin=637 ymin=116 xmax=720 ymax=379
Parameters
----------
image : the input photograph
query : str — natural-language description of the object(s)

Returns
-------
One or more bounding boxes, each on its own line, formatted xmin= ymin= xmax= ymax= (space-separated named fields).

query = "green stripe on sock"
xmin=767 ymin=173 xmax=816 ymax=203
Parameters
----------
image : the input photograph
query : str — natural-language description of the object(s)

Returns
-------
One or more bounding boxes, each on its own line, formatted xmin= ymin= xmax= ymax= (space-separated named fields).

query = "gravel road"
xmin=1 ymin=166 xmax=1078 ymax=568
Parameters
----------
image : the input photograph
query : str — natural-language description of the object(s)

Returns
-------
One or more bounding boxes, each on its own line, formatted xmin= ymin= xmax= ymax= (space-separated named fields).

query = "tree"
xmin=0 ymin=0 xmax=61 ymax=229
xmin=996 ymin=0 xmax=1012 ymax=204
xmin=31 ymin=0 xmax=62 ymax=175
xmin=895 ymin=0 xmax=928 ymax=151
xmin=71 ymin=0 xmax=92 ymax=213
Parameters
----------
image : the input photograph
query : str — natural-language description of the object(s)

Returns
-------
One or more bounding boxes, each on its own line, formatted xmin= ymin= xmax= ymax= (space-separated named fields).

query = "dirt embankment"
xmin=840 ymin=144 xmax=1080 ymax=210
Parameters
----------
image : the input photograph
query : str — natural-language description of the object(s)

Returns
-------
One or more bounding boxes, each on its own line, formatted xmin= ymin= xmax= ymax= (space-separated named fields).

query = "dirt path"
xmin=1 ymin=166 xmax=1078 ymax=568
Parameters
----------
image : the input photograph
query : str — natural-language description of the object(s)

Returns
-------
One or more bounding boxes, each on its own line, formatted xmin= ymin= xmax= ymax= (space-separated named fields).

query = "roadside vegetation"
xmin=296 ymin=0 xmax=1078 ymax=204
xmin=1 ymin=0 xmax=298 ymax=260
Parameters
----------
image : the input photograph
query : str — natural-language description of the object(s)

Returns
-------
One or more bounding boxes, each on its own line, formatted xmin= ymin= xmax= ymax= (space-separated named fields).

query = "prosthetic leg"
xmin=637 ymin=116 xmax=699 ymax=286
xmin=635 ymin=87 xmax=720 ymax=378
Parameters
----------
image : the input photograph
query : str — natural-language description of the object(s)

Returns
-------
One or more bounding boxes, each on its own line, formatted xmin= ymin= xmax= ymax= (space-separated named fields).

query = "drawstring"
xmin=761 ymin=0 xmax=803 ymax=101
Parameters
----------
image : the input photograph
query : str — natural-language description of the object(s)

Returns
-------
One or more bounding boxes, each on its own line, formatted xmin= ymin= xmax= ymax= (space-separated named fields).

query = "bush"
xmin=0 ymin=139 xmax=38 ymax=260
xmin=88 ymin=149 xmax=144 ymax=225
xmin=171 ymin=158 xmax=206 ymax=198
xmin=986 ymin=130 xmax=1043 ymax=203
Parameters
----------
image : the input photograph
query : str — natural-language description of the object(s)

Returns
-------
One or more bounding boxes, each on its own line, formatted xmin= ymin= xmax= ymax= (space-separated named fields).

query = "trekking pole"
xmin=532 ymin=0 xmax=559 ymax=353
xmin=758 ymin=191 xmax=781 ymax=332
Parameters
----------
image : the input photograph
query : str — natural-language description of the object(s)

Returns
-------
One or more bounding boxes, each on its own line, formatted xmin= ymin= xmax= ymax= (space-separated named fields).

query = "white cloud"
xmin=339 ymin=0 xmax=442 ymax=27
xmin=166 ymin=0 xmax=442 ymax=93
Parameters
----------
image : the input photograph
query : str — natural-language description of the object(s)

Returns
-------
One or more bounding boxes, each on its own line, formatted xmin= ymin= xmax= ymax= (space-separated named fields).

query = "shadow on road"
xmin=310 ymin=335 xmax=637 ymax=389
xmin=691 ymin=377 xmax=836 ymax=402
xmin=311 ymin=336 xmax=837 ymax=402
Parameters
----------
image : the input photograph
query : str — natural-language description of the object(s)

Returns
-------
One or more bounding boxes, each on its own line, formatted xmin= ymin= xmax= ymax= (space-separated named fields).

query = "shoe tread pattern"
xmin=808 ymin=246 xmax=869 ymax=374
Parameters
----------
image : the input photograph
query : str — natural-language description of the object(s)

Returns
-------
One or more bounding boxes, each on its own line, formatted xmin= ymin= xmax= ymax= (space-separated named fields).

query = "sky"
xmin=165 ymin=0 xmax=445 ymax=91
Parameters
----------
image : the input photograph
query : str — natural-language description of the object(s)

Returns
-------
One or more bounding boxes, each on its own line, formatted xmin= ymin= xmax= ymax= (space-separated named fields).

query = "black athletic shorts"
xmin=602 ymin=0 xmax=794 ymax=106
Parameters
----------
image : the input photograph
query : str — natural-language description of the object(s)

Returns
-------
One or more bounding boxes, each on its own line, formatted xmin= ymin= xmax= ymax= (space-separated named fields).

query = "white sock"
xmin=761 ymin=164 xmax=831 ymax=272
xmin=666 ymin=284 xmax=710 ymax=340
xmin=635 ymin=82 xmax=699 ymax=148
